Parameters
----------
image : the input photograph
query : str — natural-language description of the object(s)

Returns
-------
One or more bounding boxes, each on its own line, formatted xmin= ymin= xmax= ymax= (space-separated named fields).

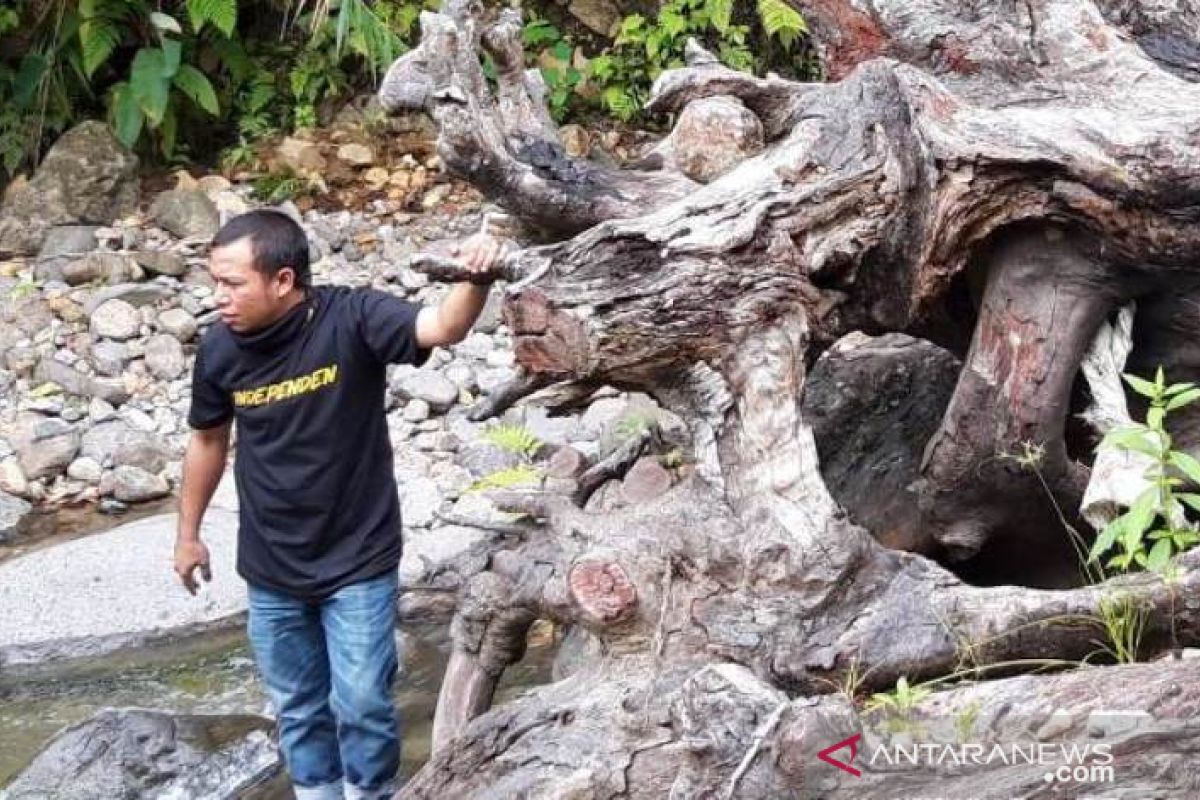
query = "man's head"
xmin=209 ymin=210 xmax=310 ymax=333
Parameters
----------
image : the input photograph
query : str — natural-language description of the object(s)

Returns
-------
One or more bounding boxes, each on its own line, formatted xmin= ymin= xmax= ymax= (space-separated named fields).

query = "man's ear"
xmin=274 ymin=266 xmax=296 ymax=296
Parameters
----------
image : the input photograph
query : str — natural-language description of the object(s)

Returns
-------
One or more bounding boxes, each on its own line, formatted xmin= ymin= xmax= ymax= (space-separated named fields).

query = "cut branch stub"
xmin=568 ymin=559 xmax=638 ymax=626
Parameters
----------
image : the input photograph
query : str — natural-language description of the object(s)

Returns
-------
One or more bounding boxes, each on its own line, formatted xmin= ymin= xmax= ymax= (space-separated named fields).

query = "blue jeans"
xmin=247 ymin=571 xmax=401 ymax=800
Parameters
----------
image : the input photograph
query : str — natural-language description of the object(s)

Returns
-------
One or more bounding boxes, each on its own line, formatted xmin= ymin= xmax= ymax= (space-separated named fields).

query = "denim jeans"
xmin=247 ymin=570 xmax=401 ymax=800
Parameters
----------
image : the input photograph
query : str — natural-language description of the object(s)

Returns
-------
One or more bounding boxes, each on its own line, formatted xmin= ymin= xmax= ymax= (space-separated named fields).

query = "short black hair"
xmin=211 ymin=209 xmax=311 ymax=288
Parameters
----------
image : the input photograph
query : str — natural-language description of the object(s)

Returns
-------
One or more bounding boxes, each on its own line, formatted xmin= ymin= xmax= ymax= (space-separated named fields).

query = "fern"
xmin=187 ymin=0 xmax=238 ymax=37
xmin=467 ymin=465 xmax=542 ymax=494
xmin=758 ymin=0 xmax=808 ymax=49
xmin=481 ymin=424 xmax=543 ymax=460
xmin=602 ymin=85 xmax=638 ymax=121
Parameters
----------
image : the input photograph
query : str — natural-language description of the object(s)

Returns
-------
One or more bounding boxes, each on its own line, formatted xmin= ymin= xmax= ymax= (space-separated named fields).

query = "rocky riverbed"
xmin=0 ymin=119 xmax=692 ymax=795
xmin=0 ymin=119 xmax=692 ymax=622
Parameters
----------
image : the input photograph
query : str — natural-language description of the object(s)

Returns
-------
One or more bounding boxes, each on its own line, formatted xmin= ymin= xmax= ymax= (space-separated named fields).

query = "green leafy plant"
xmin=1091 ymin=592 xmax=1146 ymax=665
xmin=522 ymin=14 xmax=585 ymax=123
xmin=251 ymin=169 xmax=313 ymax=203
xmin=865 ymin=675 xmax=931 ymax=717
xmin=467 ymin=464 xmax=543 ymax=494
xmin=615 ymin=411 xmax=658 ymax=440
xmin=481 ymin=423 xmax=544 ymax=460
xmin=954 ymin=701 xmax=981 ymax=742
xmin=0 ymin=0 xmax=433 ymax=178
xmin=755 ymin=0 xmax=808 ymax=50
xmin=587 ymin=0 xmax=815 ymax=122
xmin=1089 ymin=367 xmax=1200 ymax=573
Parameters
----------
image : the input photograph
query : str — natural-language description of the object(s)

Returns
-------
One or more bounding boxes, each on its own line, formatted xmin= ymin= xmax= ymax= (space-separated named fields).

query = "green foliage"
xmin=954 ymin=701 xmax=981 ymax=742
xmin=1090 ymin=367 xmax=1200 ymax=573
xmin=1091 ymin=592 xmax=1146 ymax=665
xmin=187 ymin=0 xmax=237 ymax=37
xmin=521 ymin=14 xmax=586 ymax=123
xmin=757 ymin=0 xmax=808 ymax=49
xmin=467 ymin=464 xmax=543 ymax=494
xmin=0 ymin=0 xmax=430 ymax=178
xmin=0 ymin=0 xmax=819 ymax=177
xmin=587 ymin=0 xmax=816 ymax=123
xmin=614 ymin=411 xmax=658 ymax=440
xmin=481 ymin=423 xmax=544 ymax=461
xmin=865 ymin=675 xmax=931 ymax=717
xmin=251 ymin=169 xmax=312 ymax=203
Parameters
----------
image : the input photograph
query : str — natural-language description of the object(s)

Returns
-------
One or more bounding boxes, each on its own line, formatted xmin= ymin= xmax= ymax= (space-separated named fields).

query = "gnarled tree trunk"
xmin=380 ymin=1 xmax=1200 ymax=796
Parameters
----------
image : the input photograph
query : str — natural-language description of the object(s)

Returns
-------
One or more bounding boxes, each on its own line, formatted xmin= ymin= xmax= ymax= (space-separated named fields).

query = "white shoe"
xmin=345 ymin=781 xmax=396 ymax=800
xmin=293 ymin=779 xmax=345 ymax=800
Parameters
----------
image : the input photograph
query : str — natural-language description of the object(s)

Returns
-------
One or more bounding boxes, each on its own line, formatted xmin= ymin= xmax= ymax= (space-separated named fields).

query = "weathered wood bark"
xmin=381 ymin=0 xmax=1200 ymax=796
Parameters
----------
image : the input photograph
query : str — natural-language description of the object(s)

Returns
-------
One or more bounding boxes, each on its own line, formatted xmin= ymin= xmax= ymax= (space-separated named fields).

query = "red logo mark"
xmin=818 ymin=733 xmax=862 ymax=777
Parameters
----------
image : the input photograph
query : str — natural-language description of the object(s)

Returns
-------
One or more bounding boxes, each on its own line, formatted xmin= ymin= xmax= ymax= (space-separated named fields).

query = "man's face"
xmin=209 ymin=237 xmax=297 ymax=333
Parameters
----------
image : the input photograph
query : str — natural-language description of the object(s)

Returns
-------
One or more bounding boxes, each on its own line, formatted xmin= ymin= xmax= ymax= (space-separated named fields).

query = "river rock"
xmin=157 ymin=307 xmax=198 ymax=341
xmin=1 ymin=709 xmax=279 ymax=800
xmin=85 ymin=282 xmax=174 ymax=313
xmin=337 ymin=143 xmax=375 ymax=166
xmin=37 ymin=225 xmax=100 ymax=259
xmin=81 ymin=420 xmax=171 ymax=472
xmin=110 ymin=464 xmax=170 ymax=502
xmin=150 ymin=187 xmax=220 ymax=240
xmin=62 ymin=252 xmax=134 ymax=285
xmin=0 ymin=489 xmax=32 ymax=542
xmin=134 ymin=249 xmax=188 ymax=277
xmin=91 ymin=299 xmax=141 ymax=340
xmin=66 ymin=456 xmax=103 ymax=483
xmin=7 ymin=412 xmax=80 ymax=481
xmin=34 ymin=357 xmax=130 ymax=405
xmin=90 ymin=340 xmax=130 ymax=376
xmin=670 ymin=95 xmax=765 ymax=183
xmin=456 ymin=441 xmax=524 ymax=478
xmin=392 ymin=368 xmax=458 ymax=413
xmin=0 ymin=121 xmax=139 ymax=256
xmin=144 ymin=334 xmax=186 ymax=380
xmin=276 ymin=136 xmax=326 ymax=173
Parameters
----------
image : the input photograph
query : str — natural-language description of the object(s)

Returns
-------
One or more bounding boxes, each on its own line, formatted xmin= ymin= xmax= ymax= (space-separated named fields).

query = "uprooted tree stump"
xmin=380 ymin=1 xmax=1200 ymax=796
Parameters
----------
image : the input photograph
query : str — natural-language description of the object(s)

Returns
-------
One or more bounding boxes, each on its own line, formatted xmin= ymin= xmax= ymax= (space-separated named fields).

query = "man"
xmin=173 ymin=209 xmax=505 ymax=799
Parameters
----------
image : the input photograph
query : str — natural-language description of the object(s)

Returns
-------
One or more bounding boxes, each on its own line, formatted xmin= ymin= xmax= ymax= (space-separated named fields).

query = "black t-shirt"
xmin=188 ymin=285 xmax=429 ymax=600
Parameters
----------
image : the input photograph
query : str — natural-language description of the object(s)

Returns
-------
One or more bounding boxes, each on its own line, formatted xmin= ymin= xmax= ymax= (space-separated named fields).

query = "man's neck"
xmin=265 ymin=288 xmax=307 ymax=326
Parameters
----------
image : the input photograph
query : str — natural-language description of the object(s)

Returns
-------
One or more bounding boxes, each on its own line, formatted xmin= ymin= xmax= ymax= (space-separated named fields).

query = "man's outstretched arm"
xmin=415 ymin=232 xmax=508 ymax=348
xmin=174 ymin=421 xmax=231 ymax=595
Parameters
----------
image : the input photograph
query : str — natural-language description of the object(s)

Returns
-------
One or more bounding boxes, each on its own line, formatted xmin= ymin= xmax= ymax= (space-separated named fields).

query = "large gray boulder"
xmin=149 ymin=187 xmax=220 ymax=240
xmin=80 ymin=420 xmax=171 ymax=472
xmin=0 ymin=121 xmax=139 ymax=256
xmin=2 ymin=709 xmax=279 ymax=800
xmin=6 ymin=412 xmax=80 ymax=481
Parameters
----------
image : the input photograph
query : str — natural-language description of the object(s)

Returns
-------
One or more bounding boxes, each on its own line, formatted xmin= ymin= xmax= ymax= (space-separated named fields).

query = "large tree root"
xmin=381 ymin=0 xmax=1200 ymax=796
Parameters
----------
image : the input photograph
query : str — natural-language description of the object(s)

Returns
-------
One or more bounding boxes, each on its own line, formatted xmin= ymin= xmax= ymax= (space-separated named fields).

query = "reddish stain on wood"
xmin=806 ymin=0 xmax=890 ymax=80
xmin=503 ymin=288 xmax=552 ymax=334
xmin=938 ymin=36 xmax=979 ymax=75
xmin=568 ymin=560 xmax=638 ymax=624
